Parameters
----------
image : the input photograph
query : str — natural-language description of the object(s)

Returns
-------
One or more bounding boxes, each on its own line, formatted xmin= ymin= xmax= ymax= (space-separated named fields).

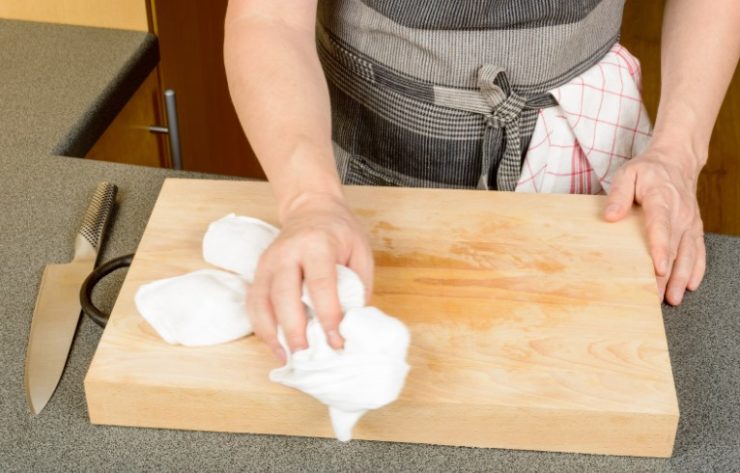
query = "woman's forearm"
xmin=651 ymin=0 xmax=740 ymax=176
xmin=224 ymin=0 xmax=341 ymax=221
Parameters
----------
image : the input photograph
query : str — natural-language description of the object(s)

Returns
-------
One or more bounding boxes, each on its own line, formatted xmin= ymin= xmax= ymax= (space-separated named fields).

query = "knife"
xmin=24 ymin=181 xmax=118 ymax=415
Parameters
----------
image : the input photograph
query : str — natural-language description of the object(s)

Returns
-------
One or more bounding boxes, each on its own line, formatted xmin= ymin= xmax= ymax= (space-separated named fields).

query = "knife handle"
xmin=73 ymin=182 xmax=118 ymax=262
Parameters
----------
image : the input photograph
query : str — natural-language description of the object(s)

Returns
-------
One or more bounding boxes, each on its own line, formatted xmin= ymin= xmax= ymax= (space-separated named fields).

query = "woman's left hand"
xmin=603 ymin=144 xmax=706 ymax=305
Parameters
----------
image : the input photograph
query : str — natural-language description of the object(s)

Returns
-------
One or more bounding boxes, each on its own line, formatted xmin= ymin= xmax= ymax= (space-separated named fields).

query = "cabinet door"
xmin=86 ymin=68 xmax=170 ymax=168
xmin=151 ymin=0 xmax=264 ymax=178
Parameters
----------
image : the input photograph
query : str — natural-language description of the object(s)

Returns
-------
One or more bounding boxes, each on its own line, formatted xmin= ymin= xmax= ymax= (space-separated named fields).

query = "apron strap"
xmin=477 ymin=65 xmax=529 ymax=191
xmin=478 ymin=64 xmax=557 ymax=191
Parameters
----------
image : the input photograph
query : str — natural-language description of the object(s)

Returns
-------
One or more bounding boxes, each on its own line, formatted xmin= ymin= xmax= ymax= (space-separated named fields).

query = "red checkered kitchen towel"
xmin=516 ymin=44 xmax=653 ymax=194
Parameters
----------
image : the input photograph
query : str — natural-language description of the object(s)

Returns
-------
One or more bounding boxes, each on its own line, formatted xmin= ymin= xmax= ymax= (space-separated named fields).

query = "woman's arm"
xmin=224 ymin=0 xmax=374 ymax=358
xmin=225 ymin=0 xmax=338 ymax=215
xmin=605 ymin=0 xmax=740 ymax=304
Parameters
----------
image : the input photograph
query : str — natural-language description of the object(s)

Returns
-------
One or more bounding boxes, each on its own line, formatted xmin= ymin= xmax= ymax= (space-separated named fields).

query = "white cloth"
xmin=134 ymin=269 xmax=252 ymax=346
xmin=270 ymin=306 xmax=411 ymax=441
xmin=516 ymin=43 xmax=653 ymax=194
xmin=135 ymin=214 xmax=412 ymax=441
xmin=202 ymin=213 xmax=279 ymax=280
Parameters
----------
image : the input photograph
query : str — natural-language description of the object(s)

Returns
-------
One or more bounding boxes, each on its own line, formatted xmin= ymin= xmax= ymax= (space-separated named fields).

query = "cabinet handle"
xmin=148 ymin=89 xmax=183 ymax=170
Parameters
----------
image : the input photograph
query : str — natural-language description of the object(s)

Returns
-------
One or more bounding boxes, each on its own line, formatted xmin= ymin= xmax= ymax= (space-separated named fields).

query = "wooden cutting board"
xmin=84 ymin=178 xmax=678 ymax=457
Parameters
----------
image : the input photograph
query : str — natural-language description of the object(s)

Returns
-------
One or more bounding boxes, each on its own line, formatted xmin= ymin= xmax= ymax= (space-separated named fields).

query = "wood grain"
xmin=151 ymin=0 xmax=263 ymax=178
xmin=85 ymin=179 xmax=679 ymax=457
xmin=0 ymin=0 xmax=150 ymax=31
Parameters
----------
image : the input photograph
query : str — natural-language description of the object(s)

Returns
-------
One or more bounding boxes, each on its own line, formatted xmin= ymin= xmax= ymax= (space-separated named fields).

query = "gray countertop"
xmin=0 ymin=18 xmax=738 ymax=473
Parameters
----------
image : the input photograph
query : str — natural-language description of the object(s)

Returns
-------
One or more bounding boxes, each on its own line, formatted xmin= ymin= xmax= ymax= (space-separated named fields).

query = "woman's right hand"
xmin=248 ymin=192 xmax=374 ymax=361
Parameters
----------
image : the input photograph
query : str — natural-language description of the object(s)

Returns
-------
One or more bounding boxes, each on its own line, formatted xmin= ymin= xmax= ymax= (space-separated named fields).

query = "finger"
xmin=641 ymin=194 xmax=674 ymax=277
xmin=270 ymin=263 xmax=308 ymax=353
xmin=656 ymin=271 xmax=669 ymax=303
xmin=665 ymin=233 xmax=696 ymax=306
xmin=688 ymin=234 xmax=706 ymax=291
xmin=604 ymin=166 xmax=637 ymax=221
xmin=304 ymin=249 xmax=343 ymax=349
xmin=348 ymin=244 xmax=375 ymax=303
xmin=248 ymin=269 xmax=285 ymax=361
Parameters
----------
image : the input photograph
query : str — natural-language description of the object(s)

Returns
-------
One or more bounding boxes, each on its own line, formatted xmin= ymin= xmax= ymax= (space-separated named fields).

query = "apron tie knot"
xmin=476 ymin=65 xmax=526 ymax=191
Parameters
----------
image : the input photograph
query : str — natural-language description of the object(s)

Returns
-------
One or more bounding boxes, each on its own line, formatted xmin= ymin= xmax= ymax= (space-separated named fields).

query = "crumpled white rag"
xmin=202 ymin=213 xmax=279 ymax=280
xmin=134 ymin=214 xmax=411 ymax=441
xmin=135 ymin=269 xmax=251 ymax=346
xmin=270 ymin=306 xmax=410 ymax=441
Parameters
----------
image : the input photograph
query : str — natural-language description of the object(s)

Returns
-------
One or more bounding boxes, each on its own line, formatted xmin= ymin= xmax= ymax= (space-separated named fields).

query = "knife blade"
xmin=24 ymin=181 xmax=117 ymax=415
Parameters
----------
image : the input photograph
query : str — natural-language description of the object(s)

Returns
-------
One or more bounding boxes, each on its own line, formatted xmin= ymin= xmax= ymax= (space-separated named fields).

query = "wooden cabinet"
xmin=0 ymin=0 xmax=150 ymax=31
xmin=149 ymin=0 xmax=263 ymax=178
xmin=1 ymin=0 xmax=262 ymax=177
xmin=85 ymin=69 xmax=171 ymax=168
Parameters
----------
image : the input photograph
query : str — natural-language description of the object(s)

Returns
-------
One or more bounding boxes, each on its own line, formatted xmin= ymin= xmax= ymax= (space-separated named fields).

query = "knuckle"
xmin=314 ymin=307 xmax=342 ymax=330
xmin=673 ymin=260 xmax=693 ymax=280
xmin=649 ymin=247 xmax=669 ymax=264
xmin=620 ymin=161 xmax=637 ymax=174
xmin=253 ymin=324 xmax=276 ymax=343
xmin=264 ymin=237 xmax=305 ymax=263
xmin=666 ymin=243 xmax=678 ymax=258
xmin=270 ymin=278 xmax=297 ymax=298
xmin=250 ymin=305 xmax=273 ymax=327
xmin=248 ymin=279 xmax=269 ymax=298
xmin=309 ymin=292 xmax=342 ymax=318
xmin=608 ymin=184 xmax=625 ymax=197
xmin=610 ymin=168 xmax=633 ymax=189
xmin=303 ymin=228 xmax=331 ymax=247
xmin=285 ymin=334 xmax=307 ymax=350
xmin=306 ymin=274 xmax=336 ymax=292
xmin=255 ymin=251 xmax=280 ymax=274
xmin=321 ymin=313 xmax=341 ymax=328
xmin=652 ymin=192 xmax=673 ymax=212
xmin=648 ymin=242 xmax=665 ymax=254
xmin=333 ymin=226 xmax=354 ymax=244
xmin=647 ymin=224 xmax=670 ymax=243
xmin=675 ymin=271 xmax=691 ymax=284
xmin=250 ymin=294 xmax=269 ymax=313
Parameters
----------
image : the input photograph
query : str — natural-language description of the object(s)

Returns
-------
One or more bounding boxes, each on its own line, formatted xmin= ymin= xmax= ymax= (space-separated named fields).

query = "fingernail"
xmin=606 ymin=204 xmax=620 ymax=215
xmin=273 ymin=346 xmax=287 ymax=362
xmin=658 ymin=259 xmax=668 ymax=275
xmin=327 ymin=330 xmax=343 ymax=349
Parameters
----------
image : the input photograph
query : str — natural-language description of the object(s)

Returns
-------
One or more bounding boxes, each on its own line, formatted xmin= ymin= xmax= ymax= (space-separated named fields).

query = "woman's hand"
xmin=248 ymin=192 xmax=374 ymax=361
xmin=604 ymin=145 xmax=706 ymax=305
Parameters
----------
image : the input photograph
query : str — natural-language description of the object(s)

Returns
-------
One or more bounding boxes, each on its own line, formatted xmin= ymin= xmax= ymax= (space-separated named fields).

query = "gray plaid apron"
xmin=318 ymin=0 xmax=626 ymax=190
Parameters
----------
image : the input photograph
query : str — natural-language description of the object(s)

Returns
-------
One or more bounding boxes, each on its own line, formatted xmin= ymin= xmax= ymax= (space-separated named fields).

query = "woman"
xmin=224 ymin=0 xmax=740 ymax=360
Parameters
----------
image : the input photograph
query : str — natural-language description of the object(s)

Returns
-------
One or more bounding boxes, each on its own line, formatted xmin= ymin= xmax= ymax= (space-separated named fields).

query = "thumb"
xmin=604 ymin=166 xmax=637 ymax=222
